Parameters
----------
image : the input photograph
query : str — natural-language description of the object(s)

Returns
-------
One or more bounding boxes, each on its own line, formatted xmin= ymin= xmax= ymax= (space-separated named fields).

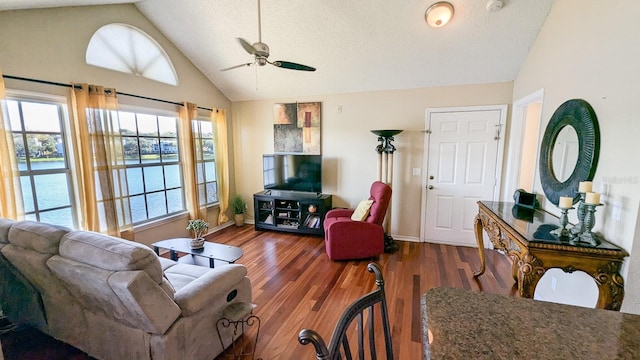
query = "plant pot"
xmin=189 ymin=237 xmax=205 ymax=250
xmin=234 ymin=214 xmax=244 ymax=227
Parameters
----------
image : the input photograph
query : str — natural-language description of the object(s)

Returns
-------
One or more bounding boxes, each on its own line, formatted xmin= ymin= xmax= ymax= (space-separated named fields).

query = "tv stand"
xmin=253 ymin=191 xmax=332 ymax=236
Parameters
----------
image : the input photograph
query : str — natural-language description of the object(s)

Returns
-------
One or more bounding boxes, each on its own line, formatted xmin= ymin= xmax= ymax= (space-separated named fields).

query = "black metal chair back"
xmin=298 ymin=263 xmax=393 ymax=360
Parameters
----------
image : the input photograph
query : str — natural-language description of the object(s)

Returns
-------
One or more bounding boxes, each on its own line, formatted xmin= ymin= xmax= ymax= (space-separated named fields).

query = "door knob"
xmin=428 ymin=185 xmax=434 ymax=190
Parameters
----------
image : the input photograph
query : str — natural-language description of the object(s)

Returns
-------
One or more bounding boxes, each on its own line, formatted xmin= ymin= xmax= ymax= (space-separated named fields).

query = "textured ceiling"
xmin=2 ymin=0 xmax=555 ymax=102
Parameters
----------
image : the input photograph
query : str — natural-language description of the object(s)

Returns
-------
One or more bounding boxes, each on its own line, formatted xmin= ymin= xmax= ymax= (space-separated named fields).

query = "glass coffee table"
xmin=152 ymin=238 xmax=243 ymax=268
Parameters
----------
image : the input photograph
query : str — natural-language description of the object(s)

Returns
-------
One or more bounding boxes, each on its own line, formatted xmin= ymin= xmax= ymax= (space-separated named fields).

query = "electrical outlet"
xmin=337 ymin=105 xmax=342 ymax=113
xmin=412 ymin=168 xmax=421 ymax=176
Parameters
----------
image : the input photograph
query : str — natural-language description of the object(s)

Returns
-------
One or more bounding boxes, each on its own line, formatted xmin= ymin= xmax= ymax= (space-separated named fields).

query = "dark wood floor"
xmin=213 ymin=225 xmax=516 ymax=359
xmin=1 ymin=225 xmax=516 ymax=360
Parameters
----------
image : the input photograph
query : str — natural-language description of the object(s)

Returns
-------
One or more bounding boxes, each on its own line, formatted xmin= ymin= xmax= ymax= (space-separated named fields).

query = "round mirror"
xmin=551 ymin=126 xmax=579 ymax=182
xmin=539 ymin=99 xmax=600 ymax=206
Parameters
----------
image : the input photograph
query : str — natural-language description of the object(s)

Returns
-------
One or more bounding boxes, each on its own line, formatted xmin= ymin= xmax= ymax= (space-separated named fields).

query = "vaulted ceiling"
xmin=1 ymin=0 xmax=555 ymax=102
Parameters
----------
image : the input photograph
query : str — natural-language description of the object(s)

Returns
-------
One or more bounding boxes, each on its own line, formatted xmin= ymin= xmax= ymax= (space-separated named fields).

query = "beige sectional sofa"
xmin=0 ymin=218 xmax=253 ymax=360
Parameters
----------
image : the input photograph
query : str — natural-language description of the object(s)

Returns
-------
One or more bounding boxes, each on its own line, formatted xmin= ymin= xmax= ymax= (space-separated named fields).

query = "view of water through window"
xmin=7 ymin=97 xmax=217 ymax=230
xmin=19 ymin=159 xmax=184 ymax=228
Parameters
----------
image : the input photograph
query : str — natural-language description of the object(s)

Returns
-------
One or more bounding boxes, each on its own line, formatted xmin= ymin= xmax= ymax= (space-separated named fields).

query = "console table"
xmin=473 ymin=201 xmax=628 ymax=310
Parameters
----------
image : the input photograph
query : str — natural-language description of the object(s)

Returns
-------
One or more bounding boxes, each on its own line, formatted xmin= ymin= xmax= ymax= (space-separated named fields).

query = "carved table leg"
xmin=595 ymin=262 xmax=625 ymax=310
xmin=511 ymin=256 xmax=520 ymax=282
xmin=517 ymin=253 xmax=545 ymax=299
xmin=473 ymin=214 xmax=486 ymax=277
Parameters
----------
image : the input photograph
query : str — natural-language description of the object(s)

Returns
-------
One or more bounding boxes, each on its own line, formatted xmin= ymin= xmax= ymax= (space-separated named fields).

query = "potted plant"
xmin=230 ymin=195 xmax=246 ymax=227
xmin=186 ymin=219 xmax=209 ymax=249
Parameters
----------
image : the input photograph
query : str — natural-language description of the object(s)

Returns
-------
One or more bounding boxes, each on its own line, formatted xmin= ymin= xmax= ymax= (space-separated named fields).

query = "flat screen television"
xmin=263 ymin=154 xmax=322 ymax=193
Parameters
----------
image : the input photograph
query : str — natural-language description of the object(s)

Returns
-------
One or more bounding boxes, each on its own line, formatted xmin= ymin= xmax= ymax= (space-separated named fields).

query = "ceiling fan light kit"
xmin=222 ymin=0 xmax=316 ymax=72
xmin=425 ymin=1 xmax=454 ymax=28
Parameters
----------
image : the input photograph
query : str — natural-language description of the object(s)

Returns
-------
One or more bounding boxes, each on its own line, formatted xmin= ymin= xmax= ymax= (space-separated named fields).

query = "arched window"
xmin=86 ymin=23 xmax=178 ymax=86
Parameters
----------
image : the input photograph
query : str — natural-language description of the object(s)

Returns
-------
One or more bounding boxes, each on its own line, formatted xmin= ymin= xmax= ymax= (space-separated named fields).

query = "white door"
xmin=421 ymin=106 xmax=506 ymax=246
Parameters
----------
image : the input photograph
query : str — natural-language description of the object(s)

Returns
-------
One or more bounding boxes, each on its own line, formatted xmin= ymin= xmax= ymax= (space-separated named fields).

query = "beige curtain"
xmin=213 ymin=108 xmax=230 ymax=224
xmin=70 ymin=84 xmax=133 ymax=238
xmin=179 ymin=102 xmax=207 ymax=221
xmin=0 ymin=71 xmax=24 ymax=219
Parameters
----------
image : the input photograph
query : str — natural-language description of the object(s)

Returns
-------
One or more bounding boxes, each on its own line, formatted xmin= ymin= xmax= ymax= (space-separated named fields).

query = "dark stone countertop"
xmin=422 ymin=287 xmax=640 ymax=359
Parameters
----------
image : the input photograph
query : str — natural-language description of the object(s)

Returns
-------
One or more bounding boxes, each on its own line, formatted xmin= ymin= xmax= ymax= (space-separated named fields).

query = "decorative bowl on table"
xmin=189 ymin=237 xmax=205 ymax=250
xmin=370 ymin=130 xmax=403 ymax=138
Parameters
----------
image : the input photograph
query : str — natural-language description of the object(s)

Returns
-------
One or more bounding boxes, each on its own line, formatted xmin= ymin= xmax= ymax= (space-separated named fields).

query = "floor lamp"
xmin=371 ymin=129 xmax=403 ymax=253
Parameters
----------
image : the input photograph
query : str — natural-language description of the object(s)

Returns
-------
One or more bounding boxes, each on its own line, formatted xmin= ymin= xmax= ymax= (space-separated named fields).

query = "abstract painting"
xmin=273 ymin=102 xmax=321 ymax=154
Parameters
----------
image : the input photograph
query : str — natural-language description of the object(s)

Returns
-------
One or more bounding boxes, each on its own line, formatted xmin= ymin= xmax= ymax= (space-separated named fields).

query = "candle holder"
xmin=570 ymin=192 xmax=586 ymax=236
xmin=551 ymin=207 xmax=573 ymax=239
xmin=576 ymin=203 xmax=602 ymax=246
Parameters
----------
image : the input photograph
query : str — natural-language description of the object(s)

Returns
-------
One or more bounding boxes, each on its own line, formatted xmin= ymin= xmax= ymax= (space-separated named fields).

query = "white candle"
xmin=578 ymin=181 xmax=593 ymax=193
xmin=559 ymin=196 xmax=573 ymax=209
xmin=585 ymin=192 xmax=601 ymax=205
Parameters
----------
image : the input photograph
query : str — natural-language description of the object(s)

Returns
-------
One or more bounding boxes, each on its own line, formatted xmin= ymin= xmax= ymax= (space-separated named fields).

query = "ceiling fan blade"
xmin=237 ymin=38 xmax=256 ymax=55
xmin=272 ymin=60 xmax=316 ymax=72
xmin=221 ymin=62 xmax=254 ymax=71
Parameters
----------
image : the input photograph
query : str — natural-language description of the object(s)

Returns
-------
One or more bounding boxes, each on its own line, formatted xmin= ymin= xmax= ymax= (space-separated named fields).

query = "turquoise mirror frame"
xmin=538 ymin=99 xmax=600 ymax=206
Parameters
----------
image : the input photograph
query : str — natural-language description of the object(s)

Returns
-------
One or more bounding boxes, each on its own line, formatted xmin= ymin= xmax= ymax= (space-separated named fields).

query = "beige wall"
xmin=514 ymin=1 xmax=640 ymax=312
xmin=0 ymin=4 xmax=230 ymax=109
xmin=0 ymin=5 xmax=233 ymax=243
xmin=232 ymin=83 xmax=513 ymax=240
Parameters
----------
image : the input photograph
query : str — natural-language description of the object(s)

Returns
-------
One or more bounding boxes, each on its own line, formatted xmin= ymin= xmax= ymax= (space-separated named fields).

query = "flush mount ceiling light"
xmin=425 ymin=1 xmax=455 ymax=28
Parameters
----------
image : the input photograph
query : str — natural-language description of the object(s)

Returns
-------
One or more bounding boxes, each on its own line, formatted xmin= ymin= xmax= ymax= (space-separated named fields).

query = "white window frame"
xmin=3 ymin=91 xmax=77 ymax=228
xmin=194 ymin=119 xmax=220 ymax=206
xmin=117 ymin=106 xmax=186 ymax=225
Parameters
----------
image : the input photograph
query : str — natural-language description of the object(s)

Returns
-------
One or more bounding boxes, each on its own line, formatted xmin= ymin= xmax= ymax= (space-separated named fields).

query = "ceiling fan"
xmin=222 ymin=0 xmax=316 ymax=72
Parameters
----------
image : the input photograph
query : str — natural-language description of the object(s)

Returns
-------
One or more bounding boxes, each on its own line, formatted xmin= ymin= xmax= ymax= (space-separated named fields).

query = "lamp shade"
xmin=425 ymin=2 xmax=454 ymax=28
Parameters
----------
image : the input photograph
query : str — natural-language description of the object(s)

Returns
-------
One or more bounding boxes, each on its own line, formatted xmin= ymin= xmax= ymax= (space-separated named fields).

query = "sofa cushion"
xmin=164 ymin=263 xmax=212 ymax=292
xmin=0 ymin=217 xmax=16 ymax=244
xmin=7 ymin=220 xmax=70 ymax=254
xmin=60 ymin=231 xmax=163 ymax=283
xmin=158 ymin=257 xmax=177 ymax=272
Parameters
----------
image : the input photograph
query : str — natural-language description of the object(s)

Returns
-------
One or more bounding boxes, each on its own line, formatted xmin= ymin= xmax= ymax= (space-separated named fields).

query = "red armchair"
xmin=323 ymin=181 xmax=392 ymax=260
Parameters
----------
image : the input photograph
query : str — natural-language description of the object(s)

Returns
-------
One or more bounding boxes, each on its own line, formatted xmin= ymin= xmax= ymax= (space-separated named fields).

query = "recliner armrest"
xmin=326 ymin=219 xmax=383 ymax=236
xmin=173 ymin=264 xmax=248 ymax=316
xmin=325 ymin=208 xmax=354 ymax=218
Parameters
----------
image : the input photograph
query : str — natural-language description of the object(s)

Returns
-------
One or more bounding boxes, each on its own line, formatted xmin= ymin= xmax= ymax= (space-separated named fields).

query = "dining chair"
xmin=298 ymin=262 xmax=393 ymax=359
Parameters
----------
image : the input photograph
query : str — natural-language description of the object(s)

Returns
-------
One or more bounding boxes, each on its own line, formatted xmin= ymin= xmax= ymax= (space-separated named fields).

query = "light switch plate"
xmin=612 ymin=201 xmax=622 ymax=221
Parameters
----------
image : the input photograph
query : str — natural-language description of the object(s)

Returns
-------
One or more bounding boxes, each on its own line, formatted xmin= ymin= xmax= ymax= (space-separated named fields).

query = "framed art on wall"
xmin=273 ymin=102 xmax=321 ymax=154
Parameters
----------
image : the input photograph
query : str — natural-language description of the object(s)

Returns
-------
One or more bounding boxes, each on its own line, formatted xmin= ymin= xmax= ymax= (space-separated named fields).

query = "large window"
xmin=5 ymin=98 xmax=76 ymax=228
xmin=3 ymin=90 xmax=222 ymax=229
xmin=119 ymin=110 xmax=185 ymax=224
xmin=194 ymin=120 xmax=219 ymax=205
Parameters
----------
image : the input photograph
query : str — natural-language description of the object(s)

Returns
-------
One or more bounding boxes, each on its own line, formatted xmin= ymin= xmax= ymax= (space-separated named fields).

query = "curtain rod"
xmin=2 ymin=74 xmax=214 ymax=112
